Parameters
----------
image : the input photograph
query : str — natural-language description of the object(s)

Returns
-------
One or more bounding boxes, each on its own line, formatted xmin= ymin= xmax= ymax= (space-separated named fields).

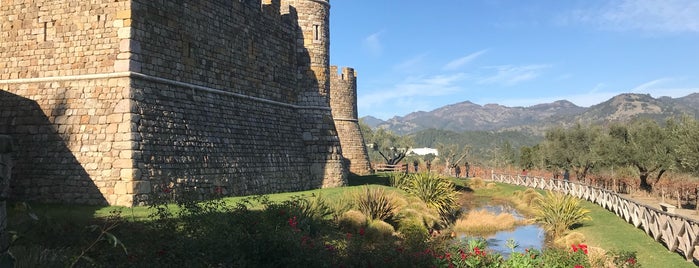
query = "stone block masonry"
xmin=1 ymin=0 xmax=369 ymax=206
xmin=330 ymin=66 xmax=372 ymax=175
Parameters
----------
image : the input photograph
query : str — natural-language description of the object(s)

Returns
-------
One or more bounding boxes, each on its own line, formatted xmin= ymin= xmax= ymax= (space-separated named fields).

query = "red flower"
xmin=627 ymin=258 xmax=637 ymax=264
xmin=288 ymin=216 xmax=299 ymax=231
xmin=577 ymin=244 xmax=588 ymax=254
xmin=359 ymin=228 xmax=365 ymax=236
xmin=574 ymin=265 xmax=584 ymax=268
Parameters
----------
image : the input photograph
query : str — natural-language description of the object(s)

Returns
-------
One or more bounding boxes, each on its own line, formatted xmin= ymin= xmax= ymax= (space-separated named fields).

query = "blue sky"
xmin=328 ymin=0 xmax=699 ymax=120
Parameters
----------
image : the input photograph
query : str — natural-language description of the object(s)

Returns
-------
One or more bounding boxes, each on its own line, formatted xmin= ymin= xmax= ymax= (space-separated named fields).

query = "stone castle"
xmin=0 ymin=0 xmax=372 ymax=206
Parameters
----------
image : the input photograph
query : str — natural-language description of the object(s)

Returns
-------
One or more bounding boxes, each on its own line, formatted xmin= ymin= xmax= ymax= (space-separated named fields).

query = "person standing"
xmin=464 ymin=162 xmax=470 ymax=177
xmin=455 ymin=165 xmax=461 ymax=178
xmin=413 ymin=160 xmax=419 ymax=173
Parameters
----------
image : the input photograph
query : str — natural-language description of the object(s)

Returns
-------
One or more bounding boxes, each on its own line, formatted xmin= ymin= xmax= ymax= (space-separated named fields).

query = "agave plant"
xmin=533 ymin=191 xmax=591 ymax=238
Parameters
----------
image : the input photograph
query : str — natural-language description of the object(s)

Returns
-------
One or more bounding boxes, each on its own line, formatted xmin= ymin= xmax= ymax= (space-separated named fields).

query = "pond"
xmin=457 ymin=204 xmax=545 ymax=258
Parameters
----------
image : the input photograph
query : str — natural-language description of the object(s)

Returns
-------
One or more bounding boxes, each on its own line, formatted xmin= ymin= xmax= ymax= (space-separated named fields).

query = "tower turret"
xmin=330 ymin=66 xmax=373 ymax=175
xmin=288 ymin=0 xmax=347 ymax=188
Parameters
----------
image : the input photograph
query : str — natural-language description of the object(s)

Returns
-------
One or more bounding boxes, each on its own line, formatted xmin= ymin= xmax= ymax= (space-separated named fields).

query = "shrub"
xmin=389 ymin=172 xmax=411 ymax=190
xmin=353 ymin=186 xmax=399 ymax=222
xmin=397 ymin=219 xmax=429 ymax=250
xmin=453 ymin=209 xmax=519 ymax=236
xmin=337 ymin=209 xmax=367 ymax=233
xmin=403 ymin=172 xmax=460 ymax=225
xmin=553 ymin=231 xmax=586 ymax=249
xmin=365 ymin=220 xmax=395 ymax=241
xmin=468 ymin=177 xmax=486 ymax=189
xmin=533 ymin=191 xmax=591 ymax=238
xmin=395 ymin=196 xmax=441 ymax=230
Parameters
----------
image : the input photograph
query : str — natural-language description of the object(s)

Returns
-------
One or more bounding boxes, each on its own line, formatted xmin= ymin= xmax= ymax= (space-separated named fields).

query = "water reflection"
xmin=458 ymin=204 xmax=545 ymax=257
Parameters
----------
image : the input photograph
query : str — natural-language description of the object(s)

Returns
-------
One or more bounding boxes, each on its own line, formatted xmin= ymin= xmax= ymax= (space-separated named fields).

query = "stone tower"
xmin=289 ymin=0 xmax=347 ymax=187
xmin=330 ymin=67 xmax=372 ymax=175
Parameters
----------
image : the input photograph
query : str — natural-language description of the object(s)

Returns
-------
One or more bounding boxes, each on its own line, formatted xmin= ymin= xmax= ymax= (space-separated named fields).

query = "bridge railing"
xmin=490 ymin=172 xmax=699 ymax=262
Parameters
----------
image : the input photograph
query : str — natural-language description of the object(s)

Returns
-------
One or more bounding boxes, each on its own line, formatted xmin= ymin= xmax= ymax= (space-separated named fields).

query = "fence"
xmin=372 ymin=163 xmax=408 ymax=173
xmin=490 ymin=172 xmax=699 ymax=262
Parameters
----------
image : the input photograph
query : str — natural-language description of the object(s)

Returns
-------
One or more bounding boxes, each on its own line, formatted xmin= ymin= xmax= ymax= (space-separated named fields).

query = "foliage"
xmin=608 ymin=250 xmax=641 ymax=268
xmin=601 ymin=118 xmax=675 ymax=192
xmin=533 ymin=191 xmax=591 ymax=239
xmin=361 ymin=121 xmax=414 ymax=164
xmin=353 ymin=186 xmax=399 ymax=223
xmin=409 ymin=128 xmax=542 ymax=166
xmin=337 ymin=209 xmax=367 ymax=233
xmin=539 ymin=246 xmax=591 ymax=268
xmin=453 ymin=209 xmax=519 ymax=236
xmin=389 ymin=171 xmax=410 ymax=190
xmin=436 ymin=142 xmax=470 ymax=175
xmin=402 ymin=172 xmax=460 ymax=226
xmin=538 ymin=124 xmax=604 ymax=181
xmin=668 ymin=115 xmax=699 ymax=176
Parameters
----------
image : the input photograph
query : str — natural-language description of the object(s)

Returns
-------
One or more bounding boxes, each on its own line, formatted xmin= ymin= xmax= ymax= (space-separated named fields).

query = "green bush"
xmin=353 ymin=186 xmax=399 ymax=222
xmin=403 ymin=172 xmax=460 ymax=225
xmin=365 ymin=219 xmax=395 ymax=241
xmin=533 ymin=190 xmax=591 ymax=238
xmin=337 ymin=209 xmax=367 ymax=233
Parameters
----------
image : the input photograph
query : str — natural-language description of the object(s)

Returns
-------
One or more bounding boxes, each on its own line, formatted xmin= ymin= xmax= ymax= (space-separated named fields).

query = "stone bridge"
xmin=490 ymin=172 xmax=699 ymax=263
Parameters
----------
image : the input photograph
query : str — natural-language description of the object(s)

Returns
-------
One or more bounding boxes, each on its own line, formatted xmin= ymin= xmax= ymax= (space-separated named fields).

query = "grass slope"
xmin=472 ymin=181 xmax=696 ymax=267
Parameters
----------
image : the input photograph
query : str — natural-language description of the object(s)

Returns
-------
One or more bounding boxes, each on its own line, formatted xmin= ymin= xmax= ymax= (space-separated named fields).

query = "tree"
xmin=365 ymin=127 xmax=414 ymax=165
xmin=436 ymin=142 xmax=470 ymax=176
xmin=539 ymin=124 xmax=603 ymax=181
xmin=668 ymin=116 xmax=699 ymax=176
xmin=602 ymin=119 xmax=674 ymax=192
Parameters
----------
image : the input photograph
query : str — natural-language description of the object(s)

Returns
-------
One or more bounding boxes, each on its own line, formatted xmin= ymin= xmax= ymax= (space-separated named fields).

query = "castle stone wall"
xmin=129 ymin=0 xmax=300 ymax=103
xmin=1 ymin=0 xmax=361 ymax=206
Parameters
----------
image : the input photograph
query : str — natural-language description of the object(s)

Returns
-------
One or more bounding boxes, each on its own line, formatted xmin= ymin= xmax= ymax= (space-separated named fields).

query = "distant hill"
xmin=363 ymin=93 xmax=699 ymax=135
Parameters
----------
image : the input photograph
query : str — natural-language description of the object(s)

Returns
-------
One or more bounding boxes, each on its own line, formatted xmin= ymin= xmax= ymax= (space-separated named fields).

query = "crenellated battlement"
xmin=330 ymin=66 xmax=357 ymax=81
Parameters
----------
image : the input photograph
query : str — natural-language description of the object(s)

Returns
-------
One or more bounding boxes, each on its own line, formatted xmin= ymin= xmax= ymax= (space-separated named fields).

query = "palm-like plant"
xmin=404 ymin=172 xmax=459 ymax=225
xmin=354 ymin=186 xmax=399 ymax=222
xmin=533 ymin=191 xmax=591 ymax=239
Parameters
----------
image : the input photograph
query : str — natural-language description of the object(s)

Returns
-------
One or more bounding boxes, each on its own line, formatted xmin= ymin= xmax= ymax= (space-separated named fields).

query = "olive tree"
xmin=602 ymin=119 xmax=675 ymax=192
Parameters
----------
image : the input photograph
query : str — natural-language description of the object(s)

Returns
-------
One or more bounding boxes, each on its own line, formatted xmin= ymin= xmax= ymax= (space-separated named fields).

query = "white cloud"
xmin=442 ymin=49 xmax=488 ymax=70
xmin=358 ymin=73 xmax=467 ymax=112
xmin=393 ymin=53 xmax=429 ymax=73
xmin=477 ymin=64 xmax=551 ymax=86
xmin=628 ymin=78 xmax=674 ymax=93
xmin=567 ymin=0 xmax=699 ymax=33
xmin=362 ymin=31 xmax=383 ymax=57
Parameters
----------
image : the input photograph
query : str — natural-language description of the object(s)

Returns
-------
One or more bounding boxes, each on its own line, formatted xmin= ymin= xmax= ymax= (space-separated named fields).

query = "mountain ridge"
xmin=363 ymin=93 xmax=699 ymax=135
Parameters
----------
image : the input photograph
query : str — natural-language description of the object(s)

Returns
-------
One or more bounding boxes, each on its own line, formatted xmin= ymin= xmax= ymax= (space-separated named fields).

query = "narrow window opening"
xmin=43 ymin=22 xmax=48 ymax=41
xmin=313 ymin=24 xmax=320 ymax=41
xmin=97 ymin=15 xmax=101 ymax=21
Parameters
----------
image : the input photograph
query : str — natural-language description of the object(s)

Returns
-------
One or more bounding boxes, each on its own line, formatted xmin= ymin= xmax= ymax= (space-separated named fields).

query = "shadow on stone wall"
xmin=0 ymin=90 xmax=106 ymax=205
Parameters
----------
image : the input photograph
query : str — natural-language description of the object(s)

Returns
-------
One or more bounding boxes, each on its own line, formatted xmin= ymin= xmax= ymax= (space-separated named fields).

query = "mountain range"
xmin=362 ymin=93 xmax=699 ymax=135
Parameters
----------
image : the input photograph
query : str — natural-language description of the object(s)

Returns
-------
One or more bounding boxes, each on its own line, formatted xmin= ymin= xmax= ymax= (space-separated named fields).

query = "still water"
xmin=457 ymin=204 xmax=545 ymax=257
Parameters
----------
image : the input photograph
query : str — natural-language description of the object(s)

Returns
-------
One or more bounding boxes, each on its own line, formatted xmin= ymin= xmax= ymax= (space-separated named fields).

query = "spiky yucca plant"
xmin=354 ymin=186 xmax=399 ymax=222
xmin=533 ymin=191 xmax=591 ymax=239
xmin=404 ymin=172 xmax=459 ymax=225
